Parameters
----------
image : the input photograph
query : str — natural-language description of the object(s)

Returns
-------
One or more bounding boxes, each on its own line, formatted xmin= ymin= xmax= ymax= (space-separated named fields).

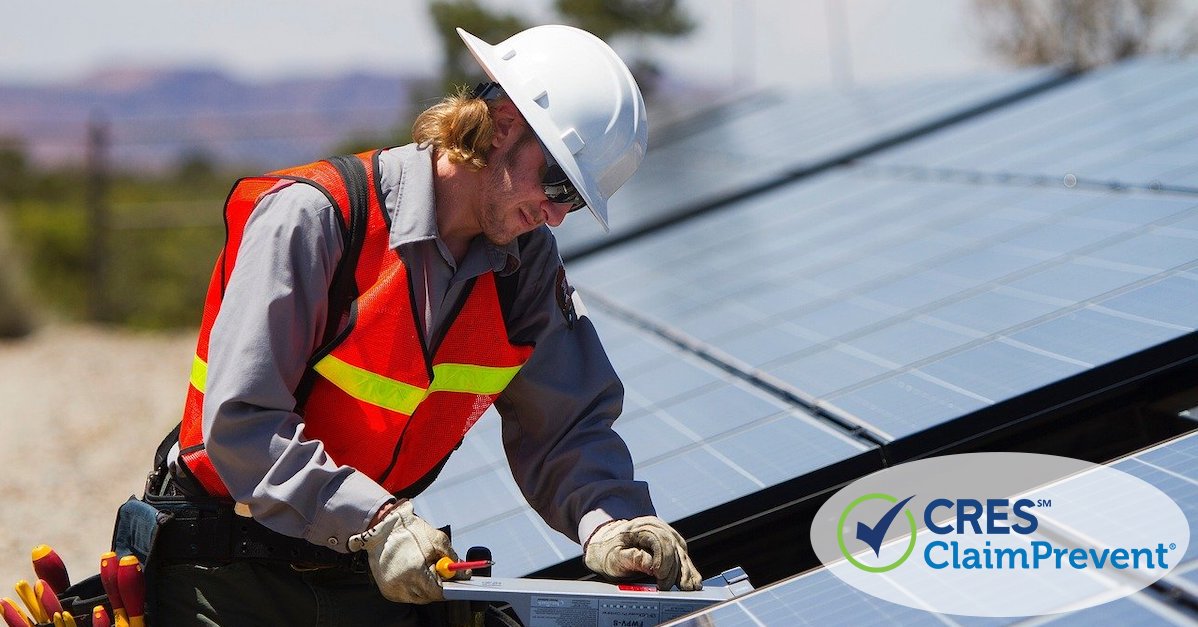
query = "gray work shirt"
xmin=196 ymin=143 xmax=654 ymax=553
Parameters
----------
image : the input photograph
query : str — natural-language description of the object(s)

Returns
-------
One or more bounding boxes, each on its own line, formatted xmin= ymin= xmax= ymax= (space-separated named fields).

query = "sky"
xmin=1 ymin=0 xmax=1007 ymax=91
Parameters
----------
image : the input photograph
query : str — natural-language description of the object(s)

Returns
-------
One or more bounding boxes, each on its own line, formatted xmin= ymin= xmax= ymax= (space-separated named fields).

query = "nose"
xmin=542 ymin=199 xmax=570 ymax=227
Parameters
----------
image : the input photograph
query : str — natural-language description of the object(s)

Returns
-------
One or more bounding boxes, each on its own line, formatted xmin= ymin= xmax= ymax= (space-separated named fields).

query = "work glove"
xmin=348 ymin=500 xmax=463 ymax=604
xmin=583 ymin=516 xmax=703 ymax=591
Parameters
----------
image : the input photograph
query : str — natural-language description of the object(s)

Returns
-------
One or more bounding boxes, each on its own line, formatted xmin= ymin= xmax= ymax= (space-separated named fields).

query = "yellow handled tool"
xmin=434 ymin=557 xmax=493 ymax=579
xmin=99 ymin=553 xmax=129 ymax=627
xmin=13 ymin=581 xmax=45 ymax=624
xmin=117 ymin=556 xmax=145 ymax=627
xmin=31 ymin=546 xmax=70 ymax=596
xmin=0 ymin=597 xmax=32 ymax=627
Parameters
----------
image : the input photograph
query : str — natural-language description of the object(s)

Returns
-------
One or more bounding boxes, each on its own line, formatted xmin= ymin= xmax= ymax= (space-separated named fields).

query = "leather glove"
xmin=583 ymin=516 xmax=702 ymax=591
xmin=348 ymin=500 xmax=462 ymax=604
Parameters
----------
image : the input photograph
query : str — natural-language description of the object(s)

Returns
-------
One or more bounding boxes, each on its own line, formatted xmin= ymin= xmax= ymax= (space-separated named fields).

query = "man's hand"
xmin=349 ymin=500 xmax=461 ymax=604
xmin=583 ymin=516 xmax=702 ymax=591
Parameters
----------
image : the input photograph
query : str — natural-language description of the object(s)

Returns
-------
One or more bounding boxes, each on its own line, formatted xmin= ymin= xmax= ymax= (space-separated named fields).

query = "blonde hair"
xmin=411 ymin=85 xmax=497 ymax=170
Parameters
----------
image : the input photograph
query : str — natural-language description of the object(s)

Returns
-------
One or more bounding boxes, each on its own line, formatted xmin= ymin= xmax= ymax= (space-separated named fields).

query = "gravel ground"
xmin=0 ymin=324 xmax=194 ymax=591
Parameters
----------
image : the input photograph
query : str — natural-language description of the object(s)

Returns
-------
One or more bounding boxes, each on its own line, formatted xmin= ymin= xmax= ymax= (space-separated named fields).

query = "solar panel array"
xmin=572 ymin=173 xmax=1198 ymax=441
xmin=866 ymin=58 xmax=1198 ymax=194
xmin=416 ymin=307 xmax=873 ymax=577
xmin=415 ymin=71 xmax=1059 ymax=575
xmin=664 ymin=430 xmax=1198 ymax=626
xmin=553 ymin=69 xmax=1062 ymax=256
xmin=414 ymin=56 xmax=1198 ymax=597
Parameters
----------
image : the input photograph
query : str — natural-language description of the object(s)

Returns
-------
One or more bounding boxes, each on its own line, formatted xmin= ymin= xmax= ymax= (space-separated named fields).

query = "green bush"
xmin=8 ymin=167 xmax=232 ymax=329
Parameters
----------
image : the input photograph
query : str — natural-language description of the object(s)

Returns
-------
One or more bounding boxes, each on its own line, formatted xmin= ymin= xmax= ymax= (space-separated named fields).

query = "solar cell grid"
xmin=418 ymin=58 xmax=1195 ymax=599
xmin=866 ymin=58 xmax=1198 ymax=193
xmin=667 ymin=432 xmax=1198 ymax=625
xmin=572 ymin=164 xmax=1198 ymax=441
xmin=415 ymin=306 xmax=872 ymax=576
xmin=554 ymin=69 xmax=1061 ymax=257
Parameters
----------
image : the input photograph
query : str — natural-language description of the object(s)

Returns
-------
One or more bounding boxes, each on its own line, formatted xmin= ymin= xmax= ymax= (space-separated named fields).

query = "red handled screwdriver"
xmin=31 ymin=546 xmax=70 ymax=596
xmin=117 ymin=556 xmax=145 ymax=627
xmin=0 ymin=598 xmax=31 ymax=627
xmin=434 ymin=557 xmax=493 ymax=579
xmin=35 ymin=580 xmax=63 ymax=617
xmin=91 ymin=606 xmax=111 ymax=627
xmin=99 ymin=552 xmax=128 ymax=627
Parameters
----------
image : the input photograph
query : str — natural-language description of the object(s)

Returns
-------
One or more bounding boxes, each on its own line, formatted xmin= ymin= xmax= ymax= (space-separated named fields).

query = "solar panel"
xmin=570 ymin=168 xmax=1198 ymax=441
xmin=413 ymin=307 xmax=873 ymax=577
xmin=554 ymin=69 xmax=1063 ymax=257
xmin=866 ymin=58 xmax=1198 ymax=193
xmin=665 ymin=431 xmax=1198 ymax=626
xmin=417 ymin=57 xmax=1196 ymax=590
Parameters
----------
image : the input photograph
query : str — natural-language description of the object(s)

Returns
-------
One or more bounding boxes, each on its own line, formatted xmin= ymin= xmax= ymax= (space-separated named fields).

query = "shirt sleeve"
xmin=495 ymin=227 xmax=656 ymax=545
xmin=202 ymin=182 xmax=395 ymax=552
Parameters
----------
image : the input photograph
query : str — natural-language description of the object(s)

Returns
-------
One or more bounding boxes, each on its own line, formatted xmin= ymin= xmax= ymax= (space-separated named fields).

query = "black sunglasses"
xmin=537 ymin=140 xmax=587 ymax=213
xmin=474 ymin=81 xmax=587 ymax=214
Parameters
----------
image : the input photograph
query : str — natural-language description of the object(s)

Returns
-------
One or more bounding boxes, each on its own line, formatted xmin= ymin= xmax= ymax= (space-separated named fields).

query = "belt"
xmin=151 ymin=498 xmax=370 ymax=573
xmin=144 ymin=463 xmax=370 ymax=574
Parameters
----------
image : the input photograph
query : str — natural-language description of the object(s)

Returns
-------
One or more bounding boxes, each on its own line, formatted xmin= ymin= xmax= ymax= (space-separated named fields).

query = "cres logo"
xmin=837 ymin=493 xmax=917 ymax=572
xmin=811 ymin=453 xmax=1190 ymax=617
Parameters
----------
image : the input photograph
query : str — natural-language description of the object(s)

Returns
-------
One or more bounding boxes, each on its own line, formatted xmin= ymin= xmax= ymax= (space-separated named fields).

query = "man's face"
xmin=477 ymin=125 xmax=574 ymax=245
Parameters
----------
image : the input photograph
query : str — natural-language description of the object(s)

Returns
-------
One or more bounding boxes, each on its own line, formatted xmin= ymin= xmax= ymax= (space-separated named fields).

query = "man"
xmin=141 ymin=24 xmax=701 ymax=626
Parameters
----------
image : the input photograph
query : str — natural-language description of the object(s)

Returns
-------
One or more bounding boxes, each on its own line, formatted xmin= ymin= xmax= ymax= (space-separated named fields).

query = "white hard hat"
xmin=457 ymin=25 xmax=648 ymax=232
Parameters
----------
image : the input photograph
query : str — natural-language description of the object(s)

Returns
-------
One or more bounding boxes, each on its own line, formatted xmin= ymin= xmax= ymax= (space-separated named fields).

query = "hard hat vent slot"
xmin=500 ymin=48 xmax=517 ymax=61
xmin=522 ymin=78 xmax=548 ymax=107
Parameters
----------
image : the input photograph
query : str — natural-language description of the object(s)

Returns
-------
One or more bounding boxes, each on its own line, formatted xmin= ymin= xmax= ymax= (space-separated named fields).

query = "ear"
xmin=490 ymin=99 xmax=522 ymax=148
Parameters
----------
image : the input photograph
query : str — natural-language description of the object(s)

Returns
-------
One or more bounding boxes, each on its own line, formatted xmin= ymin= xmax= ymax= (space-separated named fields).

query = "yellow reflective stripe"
xmin=313 ymin=355 xmax=427 ymax=415
xmin=191 ymin=355 xmax=208 ymax=393
xmin=429 ymin=363 xmax=524 ymax=396
xmin=314 ymin=356 xmax=525 ymax=413
xmin=199 ymin=349 xmax=524 ymax=414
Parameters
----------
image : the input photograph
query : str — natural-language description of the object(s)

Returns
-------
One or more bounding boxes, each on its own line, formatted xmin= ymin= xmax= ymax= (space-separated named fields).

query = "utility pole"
xmin=86 ymin=112 xmax=111 ymax=322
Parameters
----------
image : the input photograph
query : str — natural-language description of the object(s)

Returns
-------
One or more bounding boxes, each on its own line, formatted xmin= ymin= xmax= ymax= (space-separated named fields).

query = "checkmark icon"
xmin=856 ymin=495 xmax=915 ymax=557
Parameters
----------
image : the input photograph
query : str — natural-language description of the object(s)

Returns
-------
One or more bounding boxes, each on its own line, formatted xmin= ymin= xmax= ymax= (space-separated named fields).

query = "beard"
xmin=479 ymin=128 xmax=538 ymax=245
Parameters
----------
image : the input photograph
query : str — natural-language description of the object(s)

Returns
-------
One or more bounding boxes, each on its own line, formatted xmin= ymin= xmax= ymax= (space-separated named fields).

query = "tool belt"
xmin=148 ymin=496 xmax=369 ymax=573
xmin=117 ymin=459 xmax=369 ymax=574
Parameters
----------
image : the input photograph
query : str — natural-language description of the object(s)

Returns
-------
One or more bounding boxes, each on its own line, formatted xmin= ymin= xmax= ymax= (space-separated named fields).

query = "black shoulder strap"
xmin=156 ymin=155 xmax=375 ymax=486
xmin=294 ymin=154 xmax=372 ymax=407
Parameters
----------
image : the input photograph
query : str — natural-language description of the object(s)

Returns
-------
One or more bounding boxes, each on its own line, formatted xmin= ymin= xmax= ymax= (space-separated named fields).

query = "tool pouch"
xmin=107 ymin=494 xmax=178 ymax=626
xmin=113 ymin=496 xmax=172 ymax=566
xmin=51 ymin=574 xmax=108 ymax=626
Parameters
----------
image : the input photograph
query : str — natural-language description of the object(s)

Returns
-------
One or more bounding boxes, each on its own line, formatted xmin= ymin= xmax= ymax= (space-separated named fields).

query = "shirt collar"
xmin=383 ymin=144 xmax=521 ymax=275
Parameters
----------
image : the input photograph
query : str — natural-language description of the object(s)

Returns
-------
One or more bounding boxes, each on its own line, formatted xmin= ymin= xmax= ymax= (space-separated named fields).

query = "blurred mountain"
xmin=0 ymin=67 xmax=428 ymax=172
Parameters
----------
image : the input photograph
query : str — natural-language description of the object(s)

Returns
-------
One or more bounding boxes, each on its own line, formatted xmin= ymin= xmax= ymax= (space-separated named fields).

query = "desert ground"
xmin=0 ymin=324 xmax=194 ymax=591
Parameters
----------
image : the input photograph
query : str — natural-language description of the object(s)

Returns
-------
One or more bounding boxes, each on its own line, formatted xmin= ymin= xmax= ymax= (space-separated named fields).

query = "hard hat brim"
xmin=456 ymin=27 xmax=611 ymax=232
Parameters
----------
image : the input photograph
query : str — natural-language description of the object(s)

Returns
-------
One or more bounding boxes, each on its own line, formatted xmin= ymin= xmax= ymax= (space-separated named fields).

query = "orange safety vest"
xmin=178 ymin=150 xmax=535 ymax=498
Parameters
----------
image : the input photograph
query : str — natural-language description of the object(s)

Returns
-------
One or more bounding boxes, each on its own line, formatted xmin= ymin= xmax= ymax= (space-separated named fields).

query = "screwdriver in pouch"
xmin=99 ymin=553 xmax=128 ymax=627
xmin=117 ymin=556 xmax=145 ymax=627
xmin=92 ymin=606 xmax=111 ymax=627
xmin=31 ymin=546 xmax=70 ymax=597
xmin=0 ymin=598 xmax=31 ymax=627
xmin=35 ymin=580 xmax=63 ymax=617
xmin=13 ymin=581 xmax=46 ymax=625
